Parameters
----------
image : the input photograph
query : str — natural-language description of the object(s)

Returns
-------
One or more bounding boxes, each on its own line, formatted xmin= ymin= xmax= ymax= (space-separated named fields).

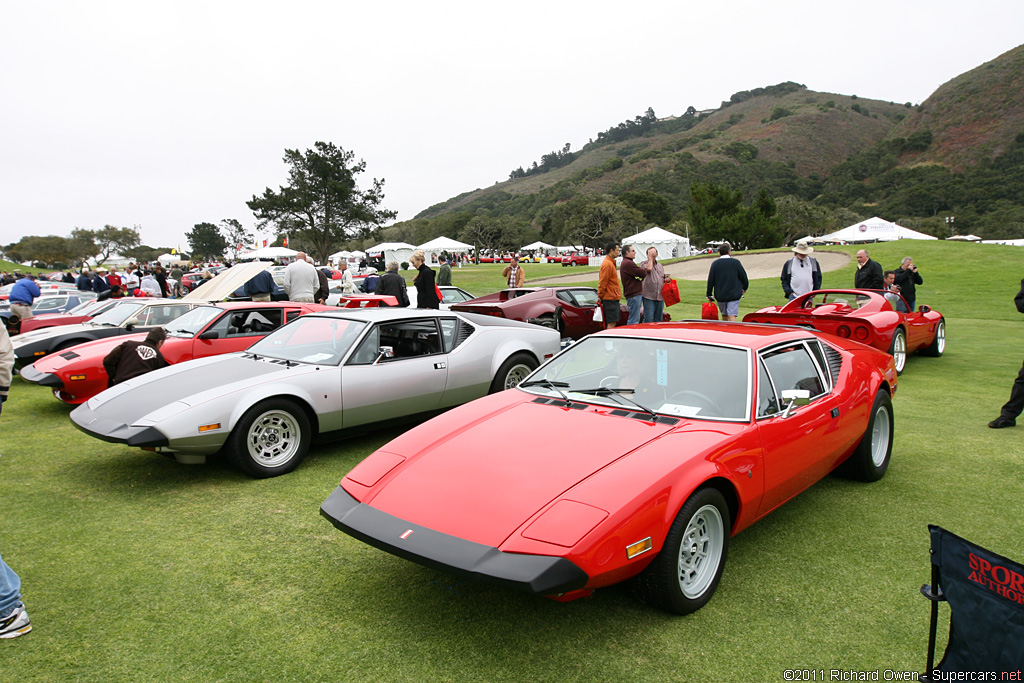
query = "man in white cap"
xmin=780 ymin=240 xmax=821 ymax=300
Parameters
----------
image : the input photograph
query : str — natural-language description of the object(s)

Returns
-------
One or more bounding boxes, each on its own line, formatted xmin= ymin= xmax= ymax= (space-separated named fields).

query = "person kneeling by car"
xmin=103 ymin=328 xmax=169 ymax=388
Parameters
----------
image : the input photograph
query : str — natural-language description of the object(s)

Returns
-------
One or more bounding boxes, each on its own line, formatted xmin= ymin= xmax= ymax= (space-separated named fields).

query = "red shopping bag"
xmin=702 ymin=301 xmax=719 ymax=320
xmin=662 ymin=279 xmax=681 ymax=307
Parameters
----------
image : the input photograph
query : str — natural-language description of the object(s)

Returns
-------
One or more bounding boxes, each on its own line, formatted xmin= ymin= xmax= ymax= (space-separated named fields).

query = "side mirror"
xmin=918 ymin=305 xmax=931 ymax=313
xmin=374 ymin=345 xmax=395 ymax=364
xmin=780 ymin=389 xmax=811 ymax=418
xmin=124 ymin=317 xmax=140 ymax=331
xmin=198 ymin=330 xmax=219 ymax=340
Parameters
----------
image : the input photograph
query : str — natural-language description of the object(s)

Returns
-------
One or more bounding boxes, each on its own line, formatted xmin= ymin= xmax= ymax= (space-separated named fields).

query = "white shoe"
xmin=0 ymin=605 xmax=31 ymax=639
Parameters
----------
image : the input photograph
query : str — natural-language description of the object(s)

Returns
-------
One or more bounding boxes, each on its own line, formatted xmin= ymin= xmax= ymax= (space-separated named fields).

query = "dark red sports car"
xmin=20 ymin=301 xmax=333 ymax=404
xmin=742 ymin=289 xmax=945 ymax=374
xmin=322 ymin=321 xmax=898 ymax=614
xmin=450 ymin=287 xmax=669 ymax=339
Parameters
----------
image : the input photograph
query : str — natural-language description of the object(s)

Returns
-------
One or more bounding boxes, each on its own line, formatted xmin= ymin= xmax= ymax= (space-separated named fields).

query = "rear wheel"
xmin=228 ymin=398 xmax=312 ymax=478
xmin=837 ymin=390 xmax=893 ymax=482
xmin=633 ymin=487 xmax=730 ymax=614
xmin=920 ymin=318 xmax=945 ymax=357
xmin=888 ymin=328 xmax=907 ymax=375
xmin=489 ymin=353 xmax=538 ymax=393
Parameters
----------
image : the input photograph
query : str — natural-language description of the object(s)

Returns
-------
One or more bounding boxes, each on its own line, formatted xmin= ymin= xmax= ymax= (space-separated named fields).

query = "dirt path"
xmin=530 ymin=250 xmax=851 ymax=284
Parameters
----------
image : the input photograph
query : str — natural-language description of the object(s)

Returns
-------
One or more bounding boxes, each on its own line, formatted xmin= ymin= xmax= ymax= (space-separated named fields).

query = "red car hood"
xmin=361 ymin=397 xmax=677 ymax=547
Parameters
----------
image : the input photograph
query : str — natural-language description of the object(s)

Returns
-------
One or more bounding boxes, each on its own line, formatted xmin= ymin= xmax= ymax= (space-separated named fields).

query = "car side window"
xmin=757 ymin=359 xmax=780 ymax=417
xmin=569 ymin=289 xmax=599 ymax=307
xmin=556 ymin=290 xmax=575 ymax=305
xmin=348 ymin=326 xmax=380 ymax=365
xmin=285 ymin=309 xmax=301 ymax=323
xmin=760 ymin=342 xmax=826 ymax=403
xmin=348 ymin=319 xmax=443 ymax=364
xmin=439 ymin=318 xmax=458 ymax=352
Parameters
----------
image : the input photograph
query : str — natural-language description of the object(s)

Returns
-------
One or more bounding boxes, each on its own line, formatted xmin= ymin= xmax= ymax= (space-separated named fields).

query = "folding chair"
xmin=920 ymin=525 xmax=1024 ymax=678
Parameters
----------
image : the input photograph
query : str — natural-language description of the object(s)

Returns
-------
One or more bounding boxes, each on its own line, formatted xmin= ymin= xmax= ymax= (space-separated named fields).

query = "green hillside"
xmin=395 ymin=43 xmax=1024 ymax=248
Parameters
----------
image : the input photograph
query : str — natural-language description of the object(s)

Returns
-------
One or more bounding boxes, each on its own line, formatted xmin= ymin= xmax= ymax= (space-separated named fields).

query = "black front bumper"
xmin=18 ymin=364 xmax=63 ymax=388
xmin=70 ymin=403 xmax=169 ymax=448
xmin=320 ymin=487 xmax=589 ymax=596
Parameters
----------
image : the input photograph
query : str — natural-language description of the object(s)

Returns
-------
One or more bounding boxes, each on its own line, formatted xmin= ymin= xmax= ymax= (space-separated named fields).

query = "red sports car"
xmin=742 ymin=289 xmax=945 ymax=374
xmin=560 ymin=252 xmax=590 ymax=267
xmin=450 ymin=287 xmax=669 ymax=339
xmin=321 ymin=321 xmax=897 ymax=614
xmin=20 ymin=301 xmax=333 ymax=404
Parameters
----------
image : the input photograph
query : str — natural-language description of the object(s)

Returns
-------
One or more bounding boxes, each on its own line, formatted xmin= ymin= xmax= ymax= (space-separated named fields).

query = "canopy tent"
xmin=623 ymin=226 xmax=691 ymax=258
xmin=818 ymin=217 xmax=938 ymax=243
xmin=365 ymin=242 xmax=416 ymax=267
xmin=981 ymin=238 xmax=1024 ymax=246
xmin=521 ymin=240 xmax=556 ymax=253
xmin=237 ymin=246 xmax=299 ymax=261
xmin=946 ymin=234 xmax=982 ymax=242
xmin=417 ymin=236 xmax=473 ymax=262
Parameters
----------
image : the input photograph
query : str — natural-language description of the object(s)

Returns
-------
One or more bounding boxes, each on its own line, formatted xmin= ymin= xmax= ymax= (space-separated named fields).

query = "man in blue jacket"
xmin=706 ymin=243 xmax=748 ymax=321
xmin=8 ymin=274 xmax=40 ymax=322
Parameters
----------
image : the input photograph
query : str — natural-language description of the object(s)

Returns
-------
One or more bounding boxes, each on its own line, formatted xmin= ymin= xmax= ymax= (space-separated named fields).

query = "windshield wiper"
xmin=519 ymin=379 xmax=572 ymax=406
xmin=572 ymin=387 xmax=658 ymax=420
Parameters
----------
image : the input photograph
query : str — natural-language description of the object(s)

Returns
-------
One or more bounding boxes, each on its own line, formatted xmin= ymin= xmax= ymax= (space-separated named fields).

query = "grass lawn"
xmin=2 ymin=241 xmax=1023 ymax=681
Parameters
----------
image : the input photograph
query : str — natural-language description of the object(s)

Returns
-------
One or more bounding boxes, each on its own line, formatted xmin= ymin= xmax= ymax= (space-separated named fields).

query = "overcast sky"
xmin=2 ymin=1 xmax=1022 ymax=252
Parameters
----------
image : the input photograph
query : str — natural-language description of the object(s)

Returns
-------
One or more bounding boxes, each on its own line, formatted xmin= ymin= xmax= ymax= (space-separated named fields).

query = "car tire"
xmin=837 ymin=390 xmax=893 ymax=482
xmin=569 ymin=261 xmax=576 ymax=267
xmin=227 ymin=398 xmax=312 ymax=478
xmin=489 ymin=352 xmax=538 ymax=393
xmin=888 ymin=327 xmax=907 ymax=375
xmin=920 ymin=318 xmax=945 ymax=357
xmin=632 ymin=486 xmax=730 ymax=615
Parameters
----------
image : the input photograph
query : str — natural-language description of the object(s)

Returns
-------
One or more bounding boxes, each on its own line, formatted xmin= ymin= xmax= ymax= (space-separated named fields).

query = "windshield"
xmin=164 ymin=306 xmax=222 ymax=337
xmin=89 ymin=301 xmax=146 ymax=327
xmin=245 ymin=316 xmax=367 ymax=366
xmin=521 ymin=336 xmax=751 ymax=421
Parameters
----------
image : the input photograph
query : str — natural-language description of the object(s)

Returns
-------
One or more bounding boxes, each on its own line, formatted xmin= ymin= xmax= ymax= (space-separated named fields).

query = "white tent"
xmin=818 ymin=217 xmax=938 ymax=243
xmin=365 ymin=241 xmax=416 ymax=267
xmin=947 ymin=234 xmax=982 ymax=242
xmin=417 ymin=236 xmax=473 ymax=262
xmin=981 ymin=238 xmax=1024 ymax=246
xmin=624 ymin=226 xmax=691 ymax=258
xmin=522 ymin=240 xmax=556 ymax=252
xmin=238 ymin=246 xmax=299 ymax=261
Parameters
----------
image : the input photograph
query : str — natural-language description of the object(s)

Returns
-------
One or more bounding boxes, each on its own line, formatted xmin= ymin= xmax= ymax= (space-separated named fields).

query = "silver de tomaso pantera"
xmin=70 ymin=308 xmax=560 ymax=478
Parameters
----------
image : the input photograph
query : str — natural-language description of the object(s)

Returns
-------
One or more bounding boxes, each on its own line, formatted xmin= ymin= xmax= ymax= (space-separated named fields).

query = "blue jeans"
xmin=0 ymin=552 xmax=22 ymax=618
xmin=626 ymin=295 xmax=643 ymax=325
xmin=642 ymin=298 xmax=664 ymax=323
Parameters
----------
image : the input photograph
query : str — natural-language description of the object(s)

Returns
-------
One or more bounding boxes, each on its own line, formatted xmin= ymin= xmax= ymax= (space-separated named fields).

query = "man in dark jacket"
xmin=242 ymin=268 xmax=275 ymax=302
xmin=375 ymin=261 xmax=410 ymax=307
xmin=315 ymin=267 xmax=330 ymax=305
xmin=854 ymin=250 xmax=884 ymax=290
xmin=781 ymin=240 xmax=821 ymax=300
xmin=619 ymin=245 xmax=646 ymax=325
xmin=988 ymin=280 xmax=1024 ymax=428
xmin=706 ymin=243 xmax=748 ymax=321
xmin=76 ymin=269 xmax=93 ymax=292
xmin=103 ymin=328 xmax=168 ymax=387
xmin=893 ymin=256 xmax=923 ymax=311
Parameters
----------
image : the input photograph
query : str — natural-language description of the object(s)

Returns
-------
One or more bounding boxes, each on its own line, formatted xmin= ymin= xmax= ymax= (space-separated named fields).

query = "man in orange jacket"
xmin=597 ymin=242 xmax=621 ymax=329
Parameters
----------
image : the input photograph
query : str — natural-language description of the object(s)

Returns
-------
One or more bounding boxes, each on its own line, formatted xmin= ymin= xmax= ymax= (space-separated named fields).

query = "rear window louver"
xmin=824 ymin=345 xmax=843 ymax=385
xmin=453 ymin=320 xmax=474 ymax=350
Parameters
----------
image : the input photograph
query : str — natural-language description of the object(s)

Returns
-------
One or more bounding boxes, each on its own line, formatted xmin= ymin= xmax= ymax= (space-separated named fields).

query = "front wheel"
xmin=489 ymin=353 xmax=538 ymax=393
xmin=889 ymin=328 xmax=907 ymax=375
xmin=227 ymin=398 xmax=312 ymax=478
xmin=633 ymin=487 xmax=730 ymax=614
xmin=920 ymin=318 xmax=945 ymax=357
xmin=837 ymin=390 xmax=893 ymax=482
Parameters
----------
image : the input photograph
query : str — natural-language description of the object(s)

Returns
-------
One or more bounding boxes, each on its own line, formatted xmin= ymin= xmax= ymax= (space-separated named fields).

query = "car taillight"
xmin=837 ymin=325 xmax=851 ymax=338
xmin=854 ymin=326 xmax=869 ymax=341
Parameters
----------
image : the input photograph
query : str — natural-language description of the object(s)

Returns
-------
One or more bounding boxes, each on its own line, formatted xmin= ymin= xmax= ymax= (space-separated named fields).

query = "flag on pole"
xmin=283 ymin=235 xmax=289 ymax=248
xmin=263 ymin=239 xmax=268 ymax=248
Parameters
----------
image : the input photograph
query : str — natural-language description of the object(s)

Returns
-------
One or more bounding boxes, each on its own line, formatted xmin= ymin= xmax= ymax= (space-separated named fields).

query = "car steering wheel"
xmin=668 ymin=390 xmax=724 ymax=416
xmin=599 ymin=375 xmax=619 ymax=388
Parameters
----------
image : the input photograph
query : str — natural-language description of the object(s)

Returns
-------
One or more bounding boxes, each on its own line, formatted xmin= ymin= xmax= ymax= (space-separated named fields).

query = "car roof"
xmin=301 ymin=308 xmax=461 ymax=323
xmin=593 ymin=320 xmax=821 ymax=349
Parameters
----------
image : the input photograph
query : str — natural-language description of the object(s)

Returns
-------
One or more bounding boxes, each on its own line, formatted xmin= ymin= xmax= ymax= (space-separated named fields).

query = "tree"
xmin=4 ymin=235 xmax=74 ymax=268
xmin=458 ymin=216 xmax=525 ymax=255
xmin=67 ymin=228 xmax=98 ymax=266
xmin=563 ymin=197 xmax=645 ymax=249
xmin=124 ymin=245 xmax=168 ymax=263
xmin=688 ymin=182 xmax=782 ymax=250
xmin=220 ymin=219 xmax=254 ymax=258
xmin=93 ymin=225 xmax=141 ymax=264
xmin=247 ymin=141 xmax=396 ymax=264
xmin=187 ymin=222 xmax=227 ymax=260
xmin=618 ymin=190 xmax=672 ymax=226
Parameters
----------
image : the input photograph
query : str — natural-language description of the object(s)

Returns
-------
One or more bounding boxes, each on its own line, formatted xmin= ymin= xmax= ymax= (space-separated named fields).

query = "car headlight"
xmin=521 ymin=500 xmax=608 ymax=548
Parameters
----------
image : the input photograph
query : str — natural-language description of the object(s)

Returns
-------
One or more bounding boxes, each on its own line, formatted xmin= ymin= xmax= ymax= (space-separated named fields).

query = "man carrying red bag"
xmin=642 ymin=247 xmax=673 ymax=323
